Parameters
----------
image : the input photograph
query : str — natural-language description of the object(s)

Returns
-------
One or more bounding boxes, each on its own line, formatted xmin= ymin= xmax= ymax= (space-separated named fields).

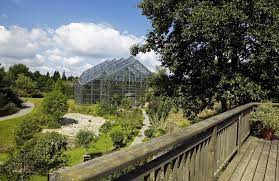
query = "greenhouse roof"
xmin=79 ymin=56 xmax=152 ymax=85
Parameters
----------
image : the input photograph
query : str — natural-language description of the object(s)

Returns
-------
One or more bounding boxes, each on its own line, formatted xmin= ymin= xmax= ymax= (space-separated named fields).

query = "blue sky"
xmin=0 ymin=0 xmax=150 ymax=36
xmin=0 ymin=0 xmax=160 ymax=75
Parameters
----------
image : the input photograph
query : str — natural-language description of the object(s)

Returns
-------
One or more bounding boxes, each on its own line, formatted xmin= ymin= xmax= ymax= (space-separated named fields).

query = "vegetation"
xmin=251 ymin=103 xmax=279 ymax=137
xmin=110 ymin=125 xmax=125 ymax=148
xmin=41 ymin=89 xmax=68 ymax=123
xmin=76 ymin=130 xmax=95 ymax=148
xmin=132 ymin=0 xmax=279 ymax=119
xmin=0 ymin=64 xmax=22 ymax=116
xmin=3 ymin=132 xmax=67 ymax=180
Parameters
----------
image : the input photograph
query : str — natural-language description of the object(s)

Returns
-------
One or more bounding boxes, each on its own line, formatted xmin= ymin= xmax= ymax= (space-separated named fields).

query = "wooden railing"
xmin=49 ymin=103 xmax=275 ymax=181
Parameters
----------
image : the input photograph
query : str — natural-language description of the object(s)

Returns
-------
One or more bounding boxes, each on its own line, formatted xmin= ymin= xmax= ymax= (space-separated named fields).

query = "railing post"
xmin=236 ymin=113 xmax=243 ymax=151
xmin=209 ymin=126 xmax=217 ymax=180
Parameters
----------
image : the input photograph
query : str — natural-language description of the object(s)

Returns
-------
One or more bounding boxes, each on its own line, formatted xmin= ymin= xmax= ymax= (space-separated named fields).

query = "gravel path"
xmin=130 ymin=109 xmax=151 ymax=146
xmin=0 ymin=102 xmax=34 ymax=121
xmin=42 ymin=113 xmax=106 ymax=138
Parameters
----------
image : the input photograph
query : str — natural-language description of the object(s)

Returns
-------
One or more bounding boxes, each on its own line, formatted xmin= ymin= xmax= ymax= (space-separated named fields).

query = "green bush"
xmin=76 ymin=130 xmax=95 ymax=148
xmin=99 ymin=122 xmax=113 ymax=134
xmin=14 ymin=118 xmax=41 ymax=146
xmin=0 ymin=102 xmax=20 ymax=116
xmin=42 ymin=90 xmax=68 ymax=121
xmin=110 ymin=125 xmax=125 ymax=148
xmin=251 ymin=103 xmax=279 ymax=135
xmin=144 ymin=128 xmax=154 ymax=138
xmin=4 ymin=132 xmax=67 ymax=179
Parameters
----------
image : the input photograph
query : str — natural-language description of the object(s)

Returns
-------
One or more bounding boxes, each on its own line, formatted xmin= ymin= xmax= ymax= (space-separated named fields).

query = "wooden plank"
xmin=241 ymin=139 xmax=265 ymax=181
xmin=264 ymin=140 xmax=277 ymax=181
xmin=276 ymin=141 xmax=279 ymax=181
xmin=253 ymin=140 xmax=271 ymax=181
xmin=218 ymin=136 xmax=253 ymax=181
xmin=229 ymin=137 xmax=258 ymax=181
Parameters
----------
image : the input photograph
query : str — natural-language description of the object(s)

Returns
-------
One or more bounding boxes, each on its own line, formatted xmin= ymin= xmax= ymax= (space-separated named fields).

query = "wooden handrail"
xmin=49 ymin=102 xmax=277 ymax=181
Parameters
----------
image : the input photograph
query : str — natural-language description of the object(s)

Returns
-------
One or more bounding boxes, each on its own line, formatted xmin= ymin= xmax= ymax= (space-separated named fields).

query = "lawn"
xmin=65 ymin=134 xmax=114 ymax=166
xmin=0 ymin=98 xmax=43 ymax=151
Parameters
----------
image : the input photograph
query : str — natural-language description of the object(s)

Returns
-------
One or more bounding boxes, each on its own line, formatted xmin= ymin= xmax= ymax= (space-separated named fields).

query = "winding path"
xmin=130 ymin=109 xmax=151 ymax=146
xmin=0 ymin=102 xmax=34 ymax=121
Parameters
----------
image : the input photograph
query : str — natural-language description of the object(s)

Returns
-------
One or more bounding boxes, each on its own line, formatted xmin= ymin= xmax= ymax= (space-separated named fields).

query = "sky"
xmin=0 ymin=0 xmax=160 ymax=76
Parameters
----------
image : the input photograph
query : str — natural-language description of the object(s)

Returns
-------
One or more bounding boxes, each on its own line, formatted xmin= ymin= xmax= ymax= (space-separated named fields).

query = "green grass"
xmin=0 ymin=98 xmax=43 ymax=151
xmin=0 ymin=152 xmax=9 ymax=164
xmin=65 ymin=147 xmax=86 ymax=166
xmin=65 ymin=134 xmax=114 ymax=166
xmin=29 ymin=175 xmax=47 ymax=181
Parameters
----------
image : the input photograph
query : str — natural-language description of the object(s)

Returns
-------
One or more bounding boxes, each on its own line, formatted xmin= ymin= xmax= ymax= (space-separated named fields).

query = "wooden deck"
xmin=219 ymin=136 xmax=279 ymax=181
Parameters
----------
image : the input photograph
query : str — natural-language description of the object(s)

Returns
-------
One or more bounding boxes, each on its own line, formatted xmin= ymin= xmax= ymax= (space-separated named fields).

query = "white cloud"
xmin=0 ymin=22 xmax=160 ymax=76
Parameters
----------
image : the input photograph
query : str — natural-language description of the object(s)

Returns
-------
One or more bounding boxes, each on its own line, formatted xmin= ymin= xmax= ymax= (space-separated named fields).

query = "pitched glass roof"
xmin=79 ymin=56 xmax=152 ymax=85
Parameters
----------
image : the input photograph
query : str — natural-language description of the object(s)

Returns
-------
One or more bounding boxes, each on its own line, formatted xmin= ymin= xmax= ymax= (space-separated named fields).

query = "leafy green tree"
xmin=0 ymin=64 xmax=22 ymax=115
xmin=76 ymin=130 xmax=95 ymax=148
xmin=14 ymin=74 xmax=37 ymax=97
xmin=132 ymin=0 xmax=279 ymax=115
xmin=4 ymin=132 xmax=67 ymax=179
xmin=14 ymin=118 xmax=41 ymax=146
xmin=8 ymin=64 xmax=30 ymax=82
xmin=52 ymin=71 xmax=61 ymax=81
xmin=41 ymin=89 xmax=68 ymax=121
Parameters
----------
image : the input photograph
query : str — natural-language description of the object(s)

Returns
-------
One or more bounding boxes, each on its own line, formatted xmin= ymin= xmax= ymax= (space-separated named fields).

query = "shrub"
xmin=76 ymin=130 xmax=95 ymax=148
xmin=0 ymin=102 xmax=20 ymax=116
xmin=110 ymin=125 xmax=125 ymax=148
xmin=144 ymin=128 xmax=154 ymax=138
xmin=42 ymin=90 xmax=68 ymax=120
xmin=14 ymin=118 xmax=41 ymax=146
xmin=4 ymin=132 xmax=67 ymax=179
xmin=99 ymin=122 xmax=113 ymax=134
xmin=251 ymin=103 xmax=279 ymax=136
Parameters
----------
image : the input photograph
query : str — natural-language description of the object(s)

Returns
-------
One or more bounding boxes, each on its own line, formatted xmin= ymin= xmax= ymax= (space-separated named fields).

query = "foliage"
xmin=65 ymin=147 xmax=86 ymax=166
xmin=146 ymin=96 xmax=172 ymax=130
xmin=52 ymin=71 xmax=61 ymax=81
xmin=251 ymin=103 xmax=279 ymax=136
xmin=121 ymin=97 xmax=133 ymax=109
xmin=41 ymin=90 xmax=68 ymax=121
xmin=76 ymin=130 xmax=95 ymax=148
xmin=0 ymin=102 xmax=19 ymax=116
xmin=166 ymin=110 xmax=191 ymax=128
xmin=0 ymin=64 xmax=22 ymax=116
xmin=144 ymin=128 xmax=155 ymax=138
xmin=0 ymin=98 xmax=42 ymax=151
xmin=110 ymin=125 xmax=126 ymax=148
xmin=14 ymin=74 xmax=37 ymax=97
xmin=14 ymin=118 xmax=41 ymax=146
xmin=132 ymin=0 xmax=279 ymax=117
xmin=3 ymin=132 xmax=67 ymax=179
xmin=8 ymin=64 xmax=30 ymax=81
xmin=87 ymin=134 xmax=114 ymax=156
xmin=99 ymin=121 xmax=113 ymax=134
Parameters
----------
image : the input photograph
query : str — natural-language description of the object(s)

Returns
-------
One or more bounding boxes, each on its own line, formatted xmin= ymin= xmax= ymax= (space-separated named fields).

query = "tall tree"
xmin=52 ymin=71 xmax=61 ymax=81
xmin=132 ymin=0 xmax=279 ymax=115
xmin=62 ymin=71 xmax=67 ymax=81
xmin=8 ymin=64 xmax=30 ymax=81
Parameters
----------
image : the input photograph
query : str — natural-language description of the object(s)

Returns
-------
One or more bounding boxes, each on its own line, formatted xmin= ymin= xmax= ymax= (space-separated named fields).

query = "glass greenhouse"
xmin=74 ymin=56 xmax=152 ymax=104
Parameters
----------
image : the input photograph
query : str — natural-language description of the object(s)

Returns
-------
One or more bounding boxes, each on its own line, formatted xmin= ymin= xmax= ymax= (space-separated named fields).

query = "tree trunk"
xmin=221 ymin=99 xmax=228 ymax=112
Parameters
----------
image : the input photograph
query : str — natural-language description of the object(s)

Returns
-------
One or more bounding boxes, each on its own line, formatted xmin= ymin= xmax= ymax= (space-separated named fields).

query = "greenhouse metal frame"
xmin=75 ymin=56 xmax=152 ymax=104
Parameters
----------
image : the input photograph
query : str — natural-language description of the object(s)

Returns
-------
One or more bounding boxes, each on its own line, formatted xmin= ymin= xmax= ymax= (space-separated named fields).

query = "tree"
xmin=4 ymin=132 xmax=67 ymax=179
xmin=132 ymin=0 xmax=279 ymax=116
xmin=14 ymin=74 xmax=36 ymax=97
xmin=41 ymin=89 xmax=68 ymax=121
xmin=0 ymin=64 xmax=22 ymax=115
xmin=62 ymin=71 xmax=67 ymax=81
xmin=8 ymin=64 xmax=30 ymax=82
xmin=52 ymin=71 xmax=61 ymax=81
xmin=14 ymin=118 xmax=41 ymax=146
